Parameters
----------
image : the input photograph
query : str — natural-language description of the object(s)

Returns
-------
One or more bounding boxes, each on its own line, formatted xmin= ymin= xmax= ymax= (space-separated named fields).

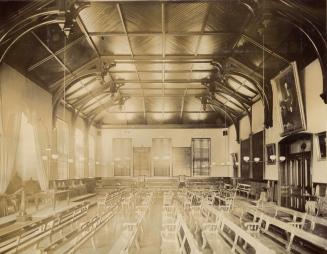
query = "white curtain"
xmin=0 ymin=63 xmax=52 ymax=193
xmin=0 ymin=112 xmax=22 ymax=193
xmin=33 ymin=122 xmax=50 ymax=191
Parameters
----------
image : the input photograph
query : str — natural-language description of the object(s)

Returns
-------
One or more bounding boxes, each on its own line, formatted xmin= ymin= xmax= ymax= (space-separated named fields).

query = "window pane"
xmin=192 ymin=138 xmax=210 ymax=176
xmin=113 ymin=138 xmax=132 ymax=176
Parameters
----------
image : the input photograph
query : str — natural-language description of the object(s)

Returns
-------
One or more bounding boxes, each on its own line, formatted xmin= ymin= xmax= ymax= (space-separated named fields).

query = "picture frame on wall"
xmin=266 ymin=143 xmax=276 ymax=165
xmin=271 ymin=62 xmax=306 ymax=136
xmin=316 ymin=132 xmax=327 ymax=160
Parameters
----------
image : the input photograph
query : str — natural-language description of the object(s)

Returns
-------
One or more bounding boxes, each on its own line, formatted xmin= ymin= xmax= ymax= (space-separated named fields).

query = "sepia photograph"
xmin=0 ymin=0 xmax=326 ymax=253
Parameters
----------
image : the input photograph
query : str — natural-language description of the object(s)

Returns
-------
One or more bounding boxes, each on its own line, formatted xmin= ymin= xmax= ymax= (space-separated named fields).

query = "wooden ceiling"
xmin=0 ymin=0 xmax=325 ymax=130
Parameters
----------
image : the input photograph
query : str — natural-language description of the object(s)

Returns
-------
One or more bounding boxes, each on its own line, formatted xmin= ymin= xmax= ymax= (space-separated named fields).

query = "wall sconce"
xmin=279 ymin=156 xmax=286 ymax=162
xmin=254 ymin=157 xmax=260 ymax=162
xmin=68 ymin=158 xmax=74 ymax=164
xmin=42 ymin=155 xmax=48 ymax=161
xmin=243 ymin=156 xmax=250 ymax=162
xmin=95 ymin=161 xmax=100 ymax=165
xmin=243 ymin=155 xmax=286 ymax=163
xmin=269 ymin=155 xmax=286 ymax=162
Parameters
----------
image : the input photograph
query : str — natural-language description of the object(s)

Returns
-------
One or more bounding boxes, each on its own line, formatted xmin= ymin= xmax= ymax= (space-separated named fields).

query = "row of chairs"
xmin=240 ymin=205 xmax=327 ymax=253
xmin=161 ymin=193 xmax=202 ymax=254
xmin=180 ymin=189 xmax=276 ymax=254
xmin=108 ymin=191 xmax=153 ymax=254
xmin=38 ymin=190 xmax=125 ymax=254
xmin=0 ymin=202 xmax=89 ymax=254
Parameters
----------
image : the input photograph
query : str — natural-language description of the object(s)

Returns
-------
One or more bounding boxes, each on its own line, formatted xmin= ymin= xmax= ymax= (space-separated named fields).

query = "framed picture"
xmin=316 ymin=132 xmax=326 ymax=160
xmin=266 ymin=143 xmax=276 ymax=165
xmin=271 ymin=62 xmax=306 ymax=136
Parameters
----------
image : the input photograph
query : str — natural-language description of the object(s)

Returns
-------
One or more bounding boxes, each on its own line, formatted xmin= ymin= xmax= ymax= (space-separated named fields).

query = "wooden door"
xmin=280 ymin=151 xmax=311 ymax=211
xmin=133 ymin=147 xmax=151 ymax=177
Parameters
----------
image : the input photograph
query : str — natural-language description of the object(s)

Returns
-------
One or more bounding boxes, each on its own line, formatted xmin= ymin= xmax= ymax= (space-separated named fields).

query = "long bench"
xmin=236 ymin=183 xmax=251 ymax=199
xmin=0 ymin=202 xmax=89 ymax=253
xmin=97 ymin=189 xmax=123 ymax=214
xmin=40 ymin=205 xmax=118 ymax=254
xmin=107 ymin=193 xmax=152 ymax=254
xmin=161 ymin=211 xmax=202 ymax=254
xmin=246 ymin=206 xmax=327 ymax=253
xmin=266 ymin=205 xmax=327 ymax=232
xmin=201 ymin=205 xmax=276 ymax=254
xmin=39 ymin=190 xmax=126 ymax=253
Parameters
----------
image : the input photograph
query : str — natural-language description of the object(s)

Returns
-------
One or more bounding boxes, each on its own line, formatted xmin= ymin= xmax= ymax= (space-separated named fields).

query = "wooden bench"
xmin=161 ymin=212 xmax=202 ymax=254
xmin=108 ymin=205 xmax=147 ymax=254
xmin=190 ymin=201 xmax=219 ymax=234
xmin=236 ymin=183 xmax=251 ymax=199
xmin=201 ymin=205 xmax=276 ymax=254
xmin=162 ymin=205 xmax=177 ymax=225
xmin=97 ymin=190 xmax=123 ymax=213
xmin=0 ymin=202 xmax=89 ymax=253
xmin=163 ymin=191 xmax=174 ymax=206
xmin=40 ymin=205 xmax=118 ymax=253
xmin=246 ymin=206 xmax=327 ymax=253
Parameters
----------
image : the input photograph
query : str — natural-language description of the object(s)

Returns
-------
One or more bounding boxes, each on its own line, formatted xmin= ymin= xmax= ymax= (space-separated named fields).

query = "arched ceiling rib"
xmin=1 ymin=0 xmax=326 ymax=128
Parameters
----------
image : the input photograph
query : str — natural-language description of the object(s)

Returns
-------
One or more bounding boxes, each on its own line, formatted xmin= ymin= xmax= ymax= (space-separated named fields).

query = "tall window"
xmin=88 ymin=134 xmax=95 ymax=177
xmin=57 ymin=119 xmax=69 ymax=179
xmin=75 ymin=128 xmax=84 ymax=178
xmin=113 ymin=138 xmax=132 ymax=176
xmin=192 ymin=138 xmax=211 ymax=176
xmin=152 ymin=138 xmax=171 ymax=176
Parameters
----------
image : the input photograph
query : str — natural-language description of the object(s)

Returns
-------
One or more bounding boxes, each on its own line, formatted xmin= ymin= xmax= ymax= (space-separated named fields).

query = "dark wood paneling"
xmin=252 ymin=130 xmax=264 ymax=180
xmin=240 ymin=138 xmax=250 ymax=178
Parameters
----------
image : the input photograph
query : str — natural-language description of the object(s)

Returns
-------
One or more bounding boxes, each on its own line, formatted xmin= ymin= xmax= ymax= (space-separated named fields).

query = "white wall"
xmin=240 ymin=115 xmax=251 ymax=140
xmin=233 ymin=59 xmax=327 ymax=182
xmin=99 ymin=128 xmax=231 ymax=177
xmin=252 ymin=101 xmax=265 ymax=134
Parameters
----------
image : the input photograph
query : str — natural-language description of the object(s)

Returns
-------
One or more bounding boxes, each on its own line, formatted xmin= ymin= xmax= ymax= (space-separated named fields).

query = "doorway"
xmin=278 ymin=133 xmax=312 ymax=211
xmin=133 ymin=147 xmax=151 ymax=177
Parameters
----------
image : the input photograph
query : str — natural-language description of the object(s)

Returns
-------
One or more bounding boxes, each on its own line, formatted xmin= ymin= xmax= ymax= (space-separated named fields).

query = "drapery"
xmin=0 ymin=112 xmax=22 ymax=193
xmin=33 ymin=122 xmax=50 ymax=191
xmin=0 ymin=64 xmax=24 ymax=194
xmin=0 ymin=63 xmax=52 ymax=193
